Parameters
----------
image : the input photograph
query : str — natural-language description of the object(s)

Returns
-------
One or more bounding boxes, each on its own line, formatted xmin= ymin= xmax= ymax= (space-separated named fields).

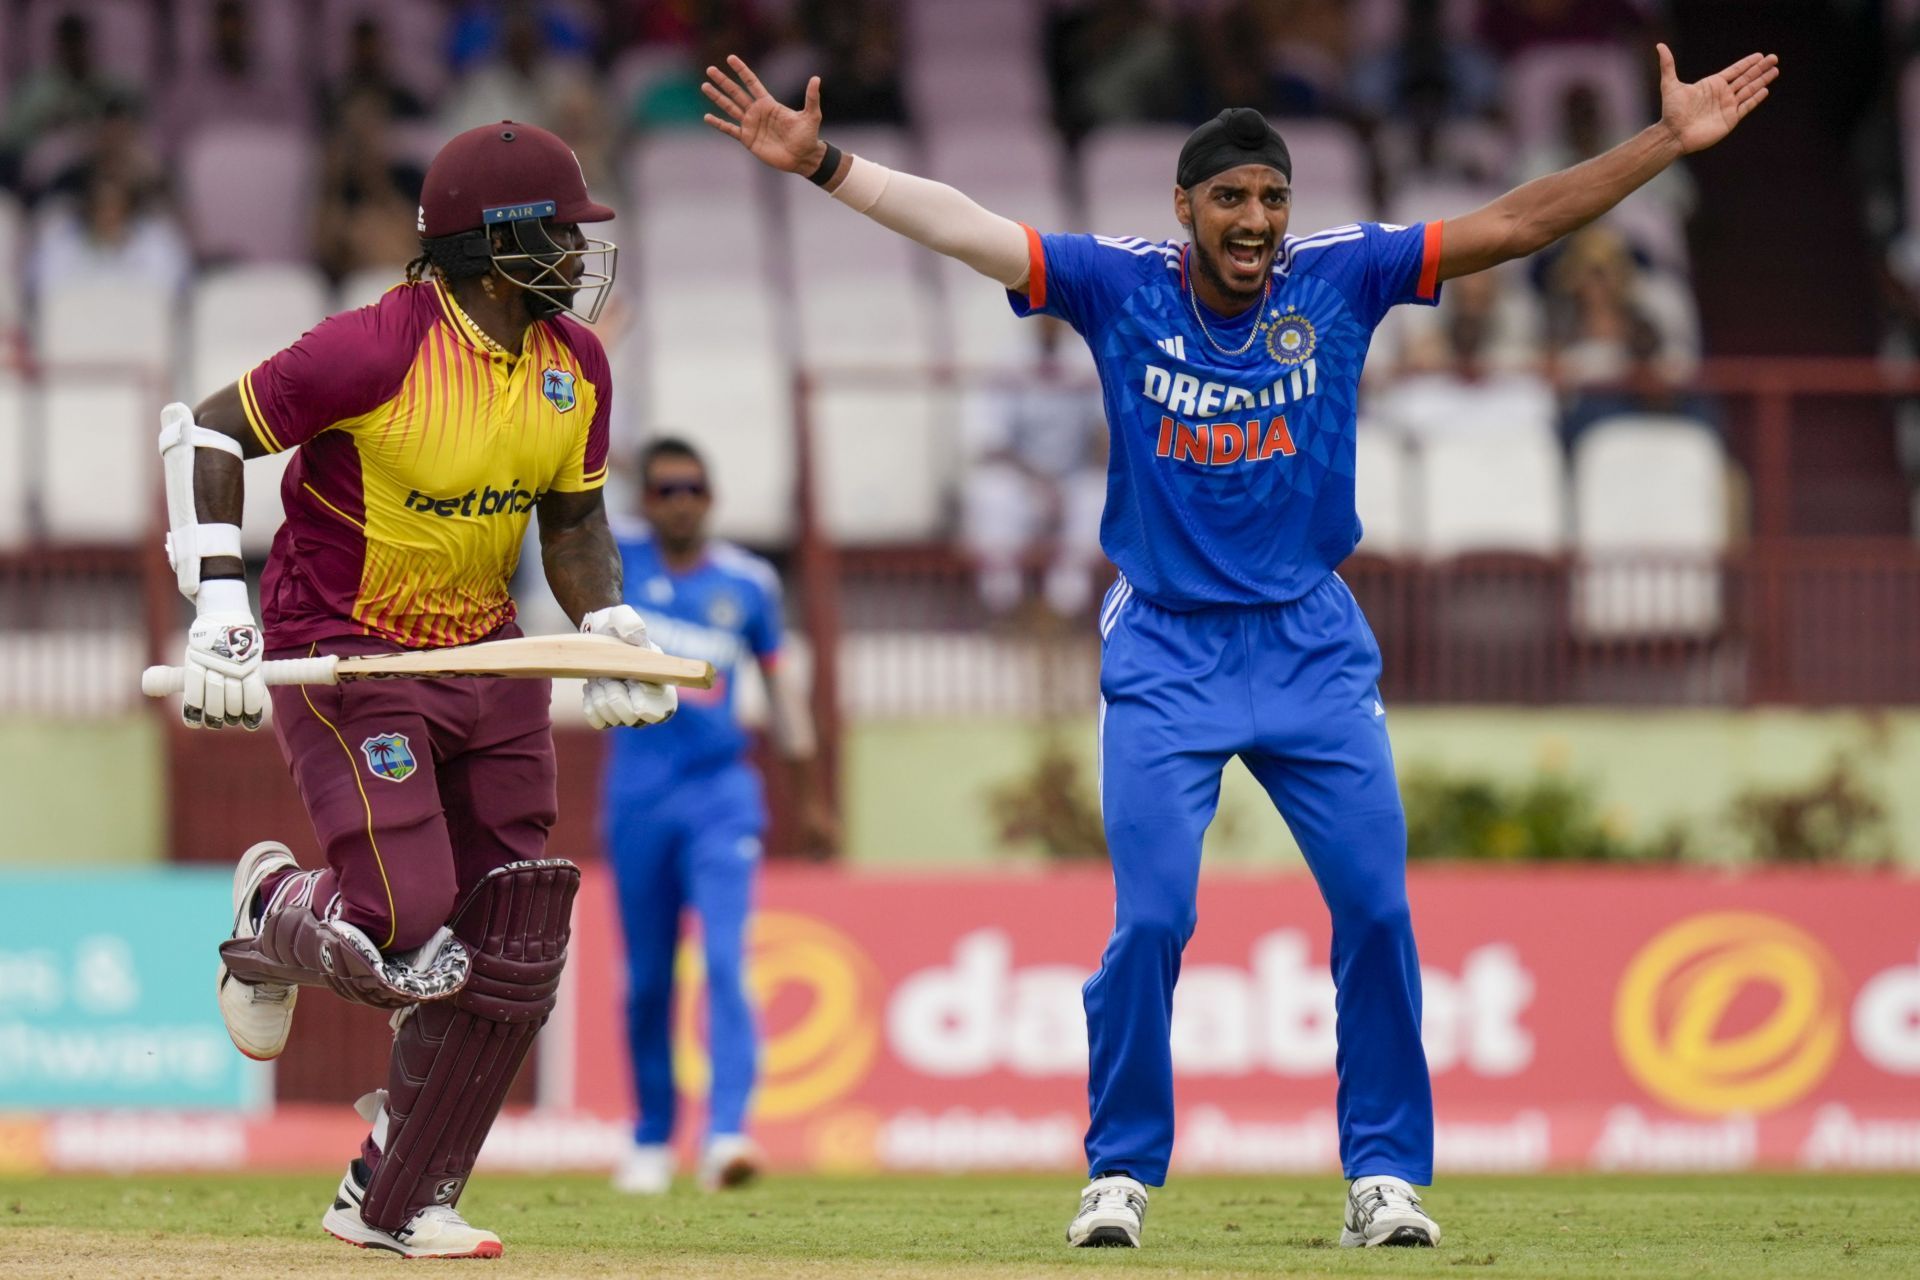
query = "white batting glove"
xmin=580 ymin=604 xmax=677 ymax=730
xmin=183 ymin=579 xmax=266 ymax=730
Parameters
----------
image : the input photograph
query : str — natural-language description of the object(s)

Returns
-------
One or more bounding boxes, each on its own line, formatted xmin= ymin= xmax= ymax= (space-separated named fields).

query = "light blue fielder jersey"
xmin=1008 ymin=220 xmax=1443 ymax=607
xmin=606 ymin=524 xmax=783 ymax=782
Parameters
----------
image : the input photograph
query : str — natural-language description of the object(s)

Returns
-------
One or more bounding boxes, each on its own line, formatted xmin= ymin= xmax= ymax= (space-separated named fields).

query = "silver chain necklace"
xmin=1185 ymin=248 xmax=1271 ymax=357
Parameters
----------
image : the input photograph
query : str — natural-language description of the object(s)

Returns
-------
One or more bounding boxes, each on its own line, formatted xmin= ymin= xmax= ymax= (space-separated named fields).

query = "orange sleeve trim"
xmin=1418 ymin=221 xmax=1444 ymax=300
xmin=238 ymin=371 xmax=284 ymax=453
xmin=1020 ymin=223 xmax=1047 ymax=310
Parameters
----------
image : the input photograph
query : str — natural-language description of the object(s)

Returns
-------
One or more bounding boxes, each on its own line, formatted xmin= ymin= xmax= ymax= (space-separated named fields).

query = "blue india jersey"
xmin=605 ymin=524 xmax=783 ymax=784
xmin=1008 ymin=220 xmax=1443 ymax=607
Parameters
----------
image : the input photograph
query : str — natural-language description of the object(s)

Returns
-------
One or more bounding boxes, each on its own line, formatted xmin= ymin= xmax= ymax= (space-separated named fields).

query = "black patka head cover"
xmin=1176 ymin=108 xmax=1292 ymax=190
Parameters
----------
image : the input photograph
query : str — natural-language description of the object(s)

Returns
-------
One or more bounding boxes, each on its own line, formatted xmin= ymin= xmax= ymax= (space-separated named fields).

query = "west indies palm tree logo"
xmin=359 ymin=732 xmax=417 ymax=783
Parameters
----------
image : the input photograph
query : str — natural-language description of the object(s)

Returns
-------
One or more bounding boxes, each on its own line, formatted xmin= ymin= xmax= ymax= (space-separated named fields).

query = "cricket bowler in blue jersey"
xmin=702 ymin=42 xmax=1778 ymax=1247
xmin=604 ymin=438 xmax=838 ymax=1195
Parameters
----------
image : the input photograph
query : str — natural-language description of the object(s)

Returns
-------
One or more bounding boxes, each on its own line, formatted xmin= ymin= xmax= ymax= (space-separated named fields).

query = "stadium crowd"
xmin=0 ymin=0 xmax=1891 ymax=625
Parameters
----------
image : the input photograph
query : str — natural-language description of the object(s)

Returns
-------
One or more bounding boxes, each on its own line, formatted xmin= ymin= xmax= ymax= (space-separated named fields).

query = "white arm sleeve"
xmin=829 ymin=157 xmax=1033 ymax=290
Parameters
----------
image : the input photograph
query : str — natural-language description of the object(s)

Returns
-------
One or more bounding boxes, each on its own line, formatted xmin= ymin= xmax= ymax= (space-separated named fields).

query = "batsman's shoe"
xmin=1066 ymin=1174 xmax=1147 ymax=1248
xmin=1340 ymin=1175 xmax=1440 ymax=1248
xmin=612 ymin=1142 xmax=674 ymax=1195
xmin=698 ymin=1135 xmax=763 ymax=1191
xmin=216 ymin=840 xmax=299 ymax=1060
xmin=323 ymin=1158 xmax=503 ymax=1259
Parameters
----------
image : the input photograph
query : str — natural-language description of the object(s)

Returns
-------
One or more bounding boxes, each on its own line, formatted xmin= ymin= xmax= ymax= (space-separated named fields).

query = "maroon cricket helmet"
xmin=418 ymin=120 xmax=614 ymax=238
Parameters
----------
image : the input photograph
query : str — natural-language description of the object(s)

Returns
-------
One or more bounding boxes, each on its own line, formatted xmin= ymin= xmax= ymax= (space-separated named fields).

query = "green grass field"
xmin=1 ymin=1172 xmax=1911 ymax=1279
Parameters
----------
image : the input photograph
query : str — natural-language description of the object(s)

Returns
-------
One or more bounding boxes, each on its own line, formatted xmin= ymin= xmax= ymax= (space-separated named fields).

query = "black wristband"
xmin=806 ymin=142 xmax=843 ymax=188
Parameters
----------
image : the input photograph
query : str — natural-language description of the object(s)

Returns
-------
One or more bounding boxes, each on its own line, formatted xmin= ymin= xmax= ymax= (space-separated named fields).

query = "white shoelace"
xmin=1082 ymin=1181 xmax=1145 ymax=1218
xmin=1353 ymin=1180 xmax=1423 ymax=1222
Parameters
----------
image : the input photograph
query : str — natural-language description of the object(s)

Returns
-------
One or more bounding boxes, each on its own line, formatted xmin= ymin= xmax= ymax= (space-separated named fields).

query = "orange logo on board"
xmin=674 ymin=912 xmax=883 ymax=1120
xmin=1614 ymin=912 xmax=1846 ymax=1116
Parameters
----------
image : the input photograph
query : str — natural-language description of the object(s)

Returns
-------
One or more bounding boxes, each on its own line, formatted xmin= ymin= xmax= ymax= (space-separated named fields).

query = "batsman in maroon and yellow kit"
xmin=157 ymin=121 xmax=672 ymax=1259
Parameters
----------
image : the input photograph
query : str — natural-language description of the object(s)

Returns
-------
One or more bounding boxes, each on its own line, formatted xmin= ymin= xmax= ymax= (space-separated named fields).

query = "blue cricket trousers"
xmin=1087 ymin=571 xmax=1432 ymax=1186
xmin=604 ymin=762 xmax=765 ymax=1145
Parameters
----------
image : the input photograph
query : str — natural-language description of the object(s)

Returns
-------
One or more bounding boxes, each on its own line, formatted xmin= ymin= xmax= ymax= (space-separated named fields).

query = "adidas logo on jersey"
xmin=1155 ymin=336 xmax=1187 ymax=360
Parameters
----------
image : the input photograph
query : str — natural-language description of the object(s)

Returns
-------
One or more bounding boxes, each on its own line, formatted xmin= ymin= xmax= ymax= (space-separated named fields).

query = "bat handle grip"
xmin=140 ymin=655 xmax=341 ymax=698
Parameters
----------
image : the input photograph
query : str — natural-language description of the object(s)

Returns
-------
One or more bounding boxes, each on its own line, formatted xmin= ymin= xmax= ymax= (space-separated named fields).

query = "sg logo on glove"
xmin=213 ymin=625 xmax=260 ymax=664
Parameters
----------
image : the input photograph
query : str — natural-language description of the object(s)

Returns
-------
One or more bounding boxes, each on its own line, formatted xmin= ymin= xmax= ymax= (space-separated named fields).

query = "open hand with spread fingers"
xmin=1658 ymin=42 xmax=1780 ymax=155
xmin=701 ymin=54 xmax=830 ymax=176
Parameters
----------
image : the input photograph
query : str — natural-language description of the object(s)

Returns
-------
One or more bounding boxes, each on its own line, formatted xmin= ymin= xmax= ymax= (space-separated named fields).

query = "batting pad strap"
xmin=358 ymin=860 xmax=580 ymax=1232
xmin=220 ymin=911 xmax=471 ymax=1010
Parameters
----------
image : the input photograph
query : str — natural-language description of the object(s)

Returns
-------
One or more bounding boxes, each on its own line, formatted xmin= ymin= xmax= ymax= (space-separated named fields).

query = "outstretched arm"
xmin=1437 ymin=44 xmax=1779 ymax=281
xmin=703 ymin=55 xmax=1033 ymax=291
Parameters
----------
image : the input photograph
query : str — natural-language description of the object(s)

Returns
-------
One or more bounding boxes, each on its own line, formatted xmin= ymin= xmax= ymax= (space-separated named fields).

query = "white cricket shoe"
xmin=1066 ymin=1174 xmax=1147 ymax=1248
xmin=1340 ymin=1175 xmax=1440 ymax=1247
xmin=216 ymin=840 xmax=300 ymax=1061
xmin=613 ymin=1141 xmax=674 ymax=1195
xmin=698 ymin=1134 xmax=763 ymax=1190
xmin=322 ymin=1159 xmax=504 ymax=1259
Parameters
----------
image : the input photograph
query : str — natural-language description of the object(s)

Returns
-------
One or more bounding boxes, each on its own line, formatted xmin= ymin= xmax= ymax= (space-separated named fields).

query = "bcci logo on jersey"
xmin=360 ymin=732 xmax=417 ymax=783
xmin=1266 ymin=309 xmax=1316 ymax=367
xmin=541 ymin=367 xmax=577 ymax=413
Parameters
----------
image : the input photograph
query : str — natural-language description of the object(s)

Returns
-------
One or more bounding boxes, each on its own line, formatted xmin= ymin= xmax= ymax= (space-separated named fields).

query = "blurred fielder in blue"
xmin=603 ymin=437 xmax=837 ymax=1193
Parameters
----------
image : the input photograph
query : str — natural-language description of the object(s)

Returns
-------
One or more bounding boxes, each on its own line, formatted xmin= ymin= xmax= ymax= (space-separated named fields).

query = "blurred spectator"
xmin=1349 ymin=0 xmax=1502 ymax=125
xmin=166 ymin=0 xmax=308 ymax=139
xmin=798 ymin=0 xmax=907 ymax=125
xmin=38 ymin=95 xmax=167 ymax=210
xmin=627 ymin=11 xmax=766 ymax=130
xmin=1 ymin=14 xmax=142 ymax=189
xmin=314 ymin=89 xmax=427 ymax=281
xmin=1046 ymin=0 xmax=1187 ymax=142
xmin=323 ymin=17 xmax=430 ymax=123
xmin=1372 ymin=269 xmax=1544 ymax=381
xmin=1541 ymin=225 xmax=1694 ymax=388
xmin=29 ymin=172 xmax=191 ymax=298
xmin=439 ymin=0 xmax=593 ymax=133
xmin=1369 ymin=286 xmax=1557 ymax=444
xmin=1200 ymin=0 xmax=1351 ymax=118
xmin=1516 ymin=81 xmax=1693 ymax=236
xmin=1559 ymin=310 xmax=1721 ymax=449
xmin=448 ymin=0 xmax=594 ymax=75
xmin=546 ymin=79 xmax=619 ymax=208
xmin=1477 ymin=0 xmax=1653 ymax=59
xmin=959 ymin=319 xmax=1109 ymax=617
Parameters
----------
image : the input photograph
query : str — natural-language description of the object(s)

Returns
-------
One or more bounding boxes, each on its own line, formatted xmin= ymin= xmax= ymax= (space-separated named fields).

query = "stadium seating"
xmin=0 ymin=377 xmax=27 ymax=548
xmin=318 ymin=0 xmax=452 ymax=102
xmin=1417 ymin=426 xmax=1567 ymax=557
xmin=1353 ymin=422 xmax=1412 ymax=556
xmin=171 ymin=0 xmax=305 ymax=81
xmin=38 ymin=276 xmax=173 ymax=374
xmin=631 ymin=132 xmax=764 ymax=209
xmin=1572 ymin=413 xmax=1727 ymax=635
xmin=24 ymin=0 xmax=156 ymax=89
xmin=1505 ymin=44 xmax=1647 ymax=156
xmin=1280 ymin=121 xmax=1375 ymax=235
xmin=338 ymin=266 xmax=405 ymax=312
xmin=0 ymin=194 xmax=21 ymax=340
xmin=812 ymin=386 xmax=946 ymax=542
xmin=38 ymin=373 xmax=152 ymax=545
xmin=188 ymin=264 xmax=332 ymax=397
xmin=181 ymin=123 xmax=318 ymax=263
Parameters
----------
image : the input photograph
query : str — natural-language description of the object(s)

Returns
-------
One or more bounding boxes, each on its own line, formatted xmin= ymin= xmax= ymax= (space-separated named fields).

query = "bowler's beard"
xmin=1190 ymin=235 xmax=1265 ymax=311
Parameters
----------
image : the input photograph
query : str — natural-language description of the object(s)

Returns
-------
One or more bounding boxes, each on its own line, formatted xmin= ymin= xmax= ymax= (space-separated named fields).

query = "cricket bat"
xmin=140 ymin=633 xmax=715 ymax=698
